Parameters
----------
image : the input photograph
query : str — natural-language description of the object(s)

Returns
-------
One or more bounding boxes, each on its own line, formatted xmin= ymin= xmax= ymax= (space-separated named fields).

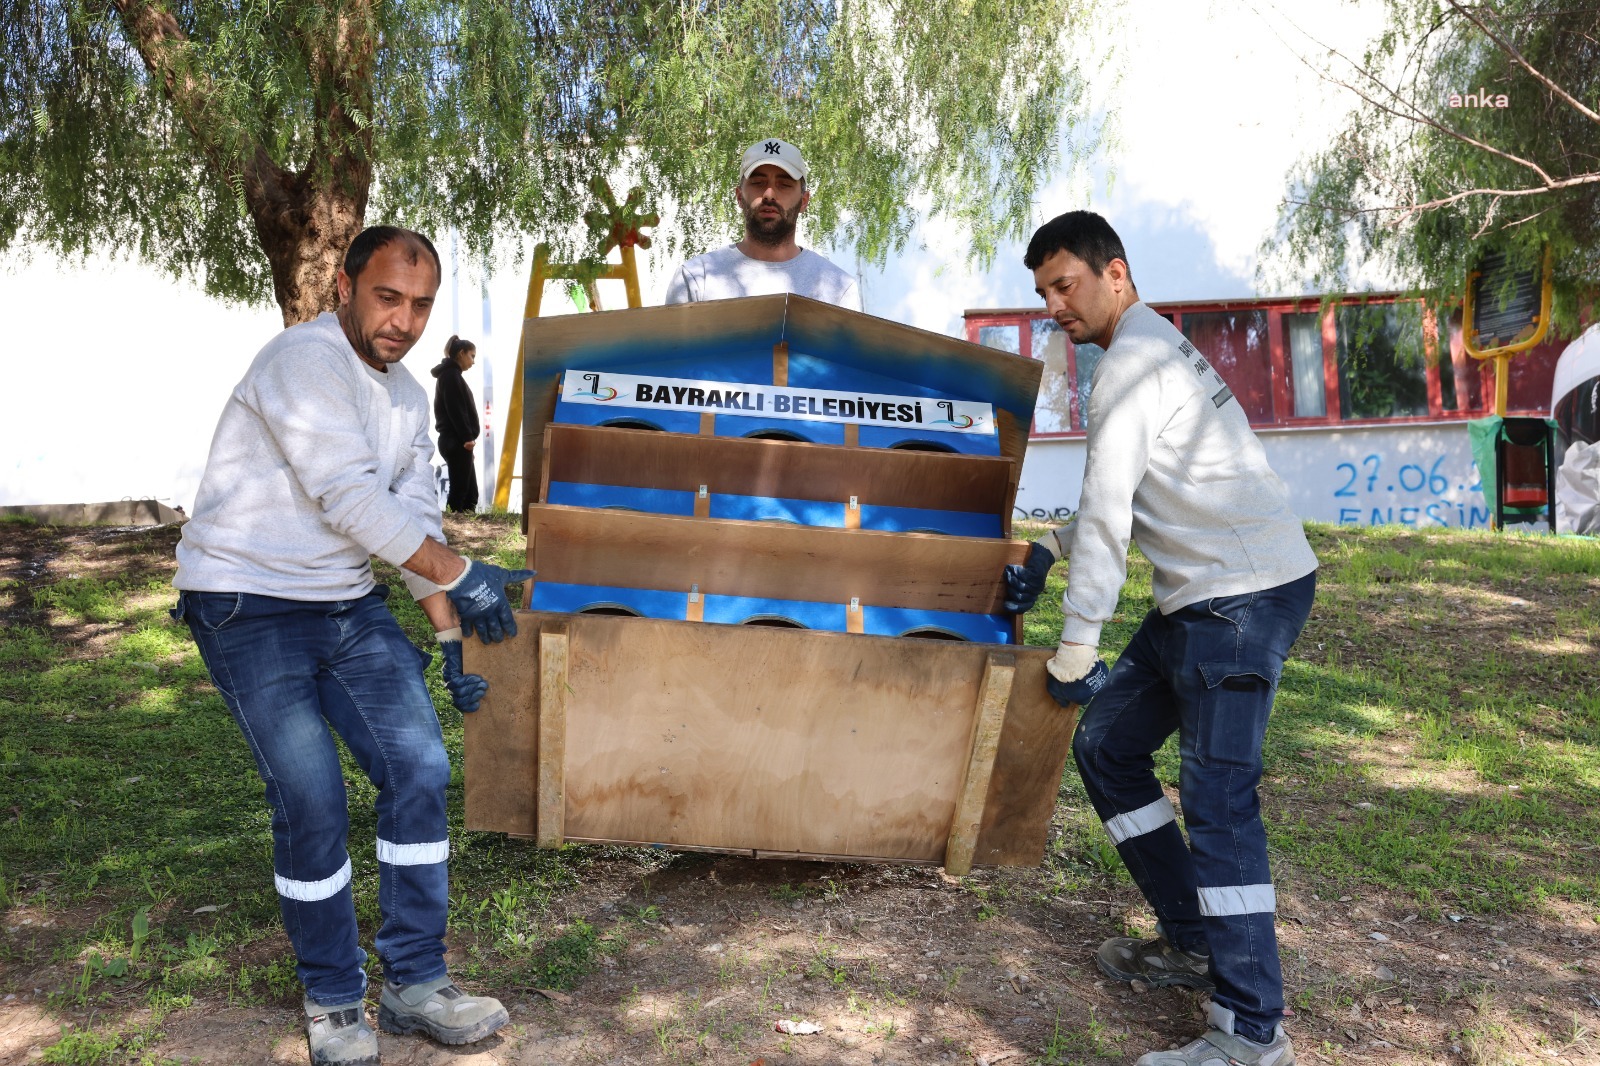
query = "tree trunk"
xmin=245 ymin=151 xmax=372 ymax=326
xmin=109 ymin=0 xmax=376 ymax=326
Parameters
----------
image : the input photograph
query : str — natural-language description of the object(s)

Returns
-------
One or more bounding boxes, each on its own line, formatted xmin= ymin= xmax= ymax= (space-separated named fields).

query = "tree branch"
xmin=1286 ymin=169 xmax=1600 ymax=224
xmin=1248 ymin=1 xmax=1560 ymax=186
xmin=103 ymin=0 xmax=292 ymax=207
xmin=1446 ymin=0 xmax=1600 ymax=128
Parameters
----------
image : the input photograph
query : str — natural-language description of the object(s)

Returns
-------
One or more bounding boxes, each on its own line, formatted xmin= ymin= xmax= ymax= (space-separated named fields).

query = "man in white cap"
xmin=664 ymin=137 xmax=862 ymax=310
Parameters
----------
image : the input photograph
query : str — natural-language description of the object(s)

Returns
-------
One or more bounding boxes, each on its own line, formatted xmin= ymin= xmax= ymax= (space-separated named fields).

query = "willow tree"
xmin=0 ymin=1 xmax=1102 ymax=324
xmin=1269 ymin=0 xmax=1600 ymax=332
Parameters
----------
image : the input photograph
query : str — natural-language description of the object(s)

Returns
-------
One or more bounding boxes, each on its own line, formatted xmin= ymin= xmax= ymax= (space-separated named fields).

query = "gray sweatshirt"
xmin=1058 ymin=302 xmax=1318 ymax=646
xmin=175 ymin=312 xmax=446 ymax=603
xmin=664 ymin=246 xmax=862 ymax=310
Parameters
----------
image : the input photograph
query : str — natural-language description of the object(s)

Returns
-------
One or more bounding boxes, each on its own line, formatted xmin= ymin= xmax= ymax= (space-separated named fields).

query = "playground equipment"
xmin=491 ymin=181 xmax=658 ymax=511
xmin=1464 ymin=248 xmax=1558 ymax=529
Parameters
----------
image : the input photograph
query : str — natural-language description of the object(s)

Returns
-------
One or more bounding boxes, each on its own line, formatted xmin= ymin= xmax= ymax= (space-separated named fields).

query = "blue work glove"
xmin=1044 ymin=643 xmax=1108 ymax=708
xmin=437 ymin=629 xmax=489 ymax=713
xmin=1003 ymin=522 xmax=1072 ymax=614
xmin=442 ymin=559 xmax=536 ymax=644
xmin=1003 ymin=542 xmax=1057 ymax=614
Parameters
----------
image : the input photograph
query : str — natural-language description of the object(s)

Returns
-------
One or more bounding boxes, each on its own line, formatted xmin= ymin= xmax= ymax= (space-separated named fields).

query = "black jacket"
xmin=431 ymin=358 xmax=480 ymax=445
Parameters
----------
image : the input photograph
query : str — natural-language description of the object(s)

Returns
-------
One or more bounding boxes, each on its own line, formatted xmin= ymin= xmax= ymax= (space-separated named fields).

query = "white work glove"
xmin=1044 ymin=642 xmax=1108 ymax=708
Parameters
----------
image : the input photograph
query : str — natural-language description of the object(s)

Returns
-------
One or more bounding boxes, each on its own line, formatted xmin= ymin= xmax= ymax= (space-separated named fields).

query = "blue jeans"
xmin=1072 ymin=571 xmax=1315 ymax=1044
xmin=174 ymin=589 xmax=452 ymax=1007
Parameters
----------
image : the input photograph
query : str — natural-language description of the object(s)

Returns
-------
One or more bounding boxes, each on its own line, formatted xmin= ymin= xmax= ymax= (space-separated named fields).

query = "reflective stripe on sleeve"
xmin=275 ymin=857 xmax=352 ymax=902
xmin=1198 ymin=883 xmax=1277 ymax=917
xmin=376 ymin=838 xmax=450 ymax=866
xmin=1103 ymin=796 xmax=1177 ymax=845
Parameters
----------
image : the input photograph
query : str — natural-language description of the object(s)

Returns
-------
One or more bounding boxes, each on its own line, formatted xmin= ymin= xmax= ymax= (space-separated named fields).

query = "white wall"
xmin=0 ymin=246 xmax=680 ymax=513
xmin=1015 ymin=422 xmax=1495 ymax=529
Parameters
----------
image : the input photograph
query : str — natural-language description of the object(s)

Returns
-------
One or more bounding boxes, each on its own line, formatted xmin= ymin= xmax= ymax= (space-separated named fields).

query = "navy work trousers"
xmin=1072 ymin=570 xmax=1316 ymax=1044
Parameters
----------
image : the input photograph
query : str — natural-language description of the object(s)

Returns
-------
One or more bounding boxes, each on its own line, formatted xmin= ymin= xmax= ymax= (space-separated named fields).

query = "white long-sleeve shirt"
xmin=175 ymin=312 xmax=446 ymax=602
xmin=1058 ymin=302 xmax=1318 ymax=646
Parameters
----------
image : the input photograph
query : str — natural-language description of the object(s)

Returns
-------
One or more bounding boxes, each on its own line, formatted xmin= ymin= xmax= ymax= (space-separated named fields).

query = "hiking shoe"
xmin=1096 ymin=933 xmax=1214 ymax=990
xmin=1136 ymin=1002 xmax=1296 ymax=1066
xmin=305 ymin=999 xmax=379 ymax=1066
xmin=378 ymin=976 xmax=509 ymax=1045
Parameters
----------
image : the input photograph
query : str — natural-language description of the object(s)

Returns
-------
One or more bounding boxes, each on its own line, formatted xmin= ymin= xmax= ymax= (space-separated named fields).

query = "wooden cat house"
xmin=463 ymin=295 xmax=1077 ymax=874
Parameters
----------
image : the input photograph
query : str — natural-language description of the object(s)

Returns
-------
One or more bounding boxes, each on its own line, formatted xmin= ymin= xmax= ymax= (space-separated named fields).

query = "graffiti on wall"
xmin=1013 ymin=506 xmax=1077 ymax=523
xmin=1013 ymin=426 xmax=1494 ymax=528
xmin=1331 ymin=452 xmax=1490 ymax=528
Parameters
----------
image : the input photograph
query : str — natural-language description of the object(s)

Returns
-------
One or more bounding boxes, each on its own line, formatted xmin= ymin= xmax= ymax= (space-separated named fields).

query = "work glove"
xmin=437 ymin=628 xmax=489 ymax=713
xmin=1002 ymin=522 xmax=1072 ymax=614
xmin=1003 ymin=543 xmax=1056 ymax=613
xmin=442 ymin=559 xmax=536 ymax=644
xmin=1044 ymin=642 xmax=1108 ymax=708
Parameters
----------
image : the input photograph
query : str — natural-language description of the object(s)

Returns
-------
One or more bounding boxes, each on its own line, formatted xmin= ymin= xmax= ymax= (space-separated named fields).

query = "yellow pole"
xmin=620 ymin=244 xmax=642 ymax=309
xmin=1494 ymin=352 xmax=1510 ymax=417
xmin=492 ymin=246 xmax=550 ymax=511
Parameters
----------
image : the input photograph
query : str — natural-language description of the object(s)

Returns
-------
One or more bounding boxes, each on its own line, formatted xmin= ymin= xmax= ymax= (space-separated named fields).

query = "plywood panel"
xmin=516 ymin=294 xmax=1046 ymax=510
xmin=559 ymin=615 xmax=987 ymax=859
xmin=536 ymin=627 xmax=569 ymax=848
xmin=785 ymin=297 xmax=1043 ymax=466
xmin=462 ymin=630 xmax=541 ymax=837
xmin=525 ymin=505 xmax=1026 ymax=614
xmin=972 ymin=658 xmax=1080 ymax=866
xmin=464 ymin=611 xmax=1076 ymax=867
xmin=541 ymin=423 xmax=1015 ymax=514
xmin=944 ymin=653 xmax=1015 ymax=876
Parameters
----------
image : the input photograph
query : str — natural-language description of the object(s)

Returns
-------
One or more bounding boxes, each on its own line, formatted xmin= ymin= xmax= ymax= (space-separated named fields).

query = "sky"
xmin=0 ymin=0 xmax=1391 ymax=512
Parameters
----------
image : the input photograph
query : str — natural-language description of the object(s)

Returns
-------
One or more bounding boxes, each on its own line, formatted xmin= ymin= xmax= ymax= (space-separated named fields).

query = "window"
xmin=1284 ymin=313 xmax=1327 ymax=417
xmin=977 ymin=324 xmax=1020 ymax=354
xmin=1181 ymin=311 xmax=1274 ymax=422
xmin=1074 ymin=342 xmax=1106 ymax=430
xmin=1030 ymin=318 xmax=1073 ymax=433
xmin=1335 ymin=303 xmax=1430 ymax=420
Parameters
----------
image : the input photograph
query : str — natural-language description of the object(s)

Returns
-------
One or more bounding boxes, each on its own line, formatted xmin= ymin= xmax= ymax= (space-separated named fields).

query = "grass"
xmin=2 ymin=517 xmax=1598 ymax=1059
xmin=1020 ymin=521 xmax=1600 ymax=916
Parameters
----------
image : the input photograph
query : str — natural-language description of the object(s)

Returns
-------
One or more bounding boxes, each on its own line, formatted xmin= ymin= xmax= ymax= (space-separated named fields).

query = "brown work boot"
xmin=1096 ymin=933 xmax=1214 ymax=990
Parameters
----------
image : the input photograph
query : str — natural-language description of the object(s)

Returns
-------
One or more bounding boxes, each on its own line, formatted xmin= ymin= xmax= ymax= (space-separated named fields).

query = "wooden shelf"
xmin=540 ymin=423 xmax=1018 ymax=521
xmin=526 ymin=503 xmax=1025 ymax=614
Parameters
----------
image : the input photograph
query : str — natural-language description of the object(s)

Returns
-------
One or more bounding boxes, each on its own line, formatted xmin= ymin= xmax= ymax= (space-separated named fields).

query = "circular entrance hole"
xmin=899 ymin=626 xmax=969 ymax=641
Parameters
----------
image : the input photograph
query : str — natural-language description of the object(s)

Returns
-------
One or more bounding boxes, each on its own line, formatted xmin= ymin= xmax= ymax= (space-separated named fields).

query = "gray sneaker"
xmin=1136 ymin=1002 xmax=1296 ymax=1066
xmin=1097 ymin=933 xmax=1214 ymax=990
xmin=304 ymin=999 xmax=379 ymax=1066
xmin=378 ymin=976 xmax=509 ymax=1046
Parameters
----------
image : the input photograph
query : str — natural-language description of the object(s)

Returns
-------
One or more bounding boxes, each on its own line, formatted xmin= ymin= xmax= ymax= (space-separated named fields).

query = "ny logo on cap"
xmin=764 ymin=141 xmax=782 ymax=154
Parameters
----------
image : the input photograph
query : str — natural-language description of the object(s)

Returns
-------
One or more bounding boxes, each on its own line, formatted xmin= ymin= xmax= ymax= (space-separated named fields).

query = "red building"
xmin=964 ymin=293 xmax=1562 ymax=438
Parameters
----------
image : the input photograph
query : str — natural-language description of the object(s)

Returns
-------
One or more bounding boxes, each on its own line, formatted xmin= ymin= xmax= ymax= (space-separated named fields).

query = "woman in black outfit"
xmin=431 ymin=336 xmax=481 ymax=513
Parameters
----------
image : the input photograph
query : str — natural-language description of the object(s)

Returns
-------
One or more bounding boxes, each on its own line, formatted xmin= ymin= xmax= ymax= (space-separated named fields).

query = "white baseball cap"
xmin=739 ymin=138 xmax=809 ymax=183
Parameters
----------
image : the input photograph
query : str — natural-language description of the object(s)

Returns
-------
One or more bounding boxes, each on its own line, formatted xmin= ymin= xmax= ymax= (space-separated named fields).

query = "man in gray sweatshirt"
xmin=173 ymin=227 xmax=531 ymax=1066
xmin=1003 ymin=212 xmax=1316 ymax=1066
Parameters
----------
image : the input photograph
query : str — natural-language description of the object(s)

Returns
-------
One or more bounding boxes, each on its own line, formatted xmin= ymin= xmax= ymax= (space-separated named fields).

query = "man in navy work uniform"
xmin=1004 ymin=211 xmax=1317 ymax=1066
xmin=173 ymin=226 xmax=532 ymax=1066
xmin=664 ymin=137 xmax=862 ymax=310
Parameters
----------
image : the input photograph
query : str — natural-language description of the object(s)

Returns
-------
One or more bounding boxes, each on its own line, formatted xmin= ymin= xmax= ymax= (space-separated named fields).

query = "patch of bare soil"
xmin=86 ymin=859 xmax=1598 ymax=1066
xmin=4 ymin=522 xmax=1598 ymax=1065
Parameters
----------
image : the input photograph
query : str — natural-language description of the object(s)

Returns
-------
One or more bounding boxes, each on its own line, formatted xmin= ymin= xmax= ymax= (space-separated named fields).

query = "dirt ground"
xmin=3 ymin=519 xmax=1599 ymax=1066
